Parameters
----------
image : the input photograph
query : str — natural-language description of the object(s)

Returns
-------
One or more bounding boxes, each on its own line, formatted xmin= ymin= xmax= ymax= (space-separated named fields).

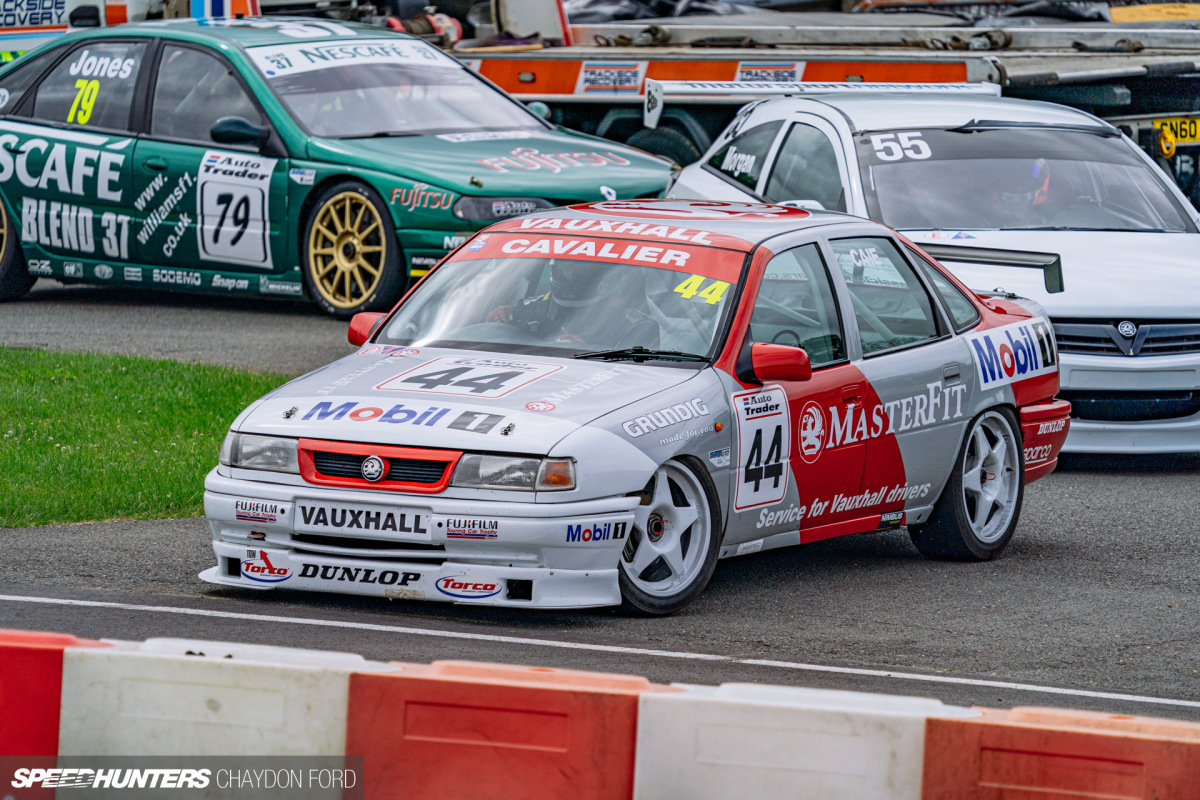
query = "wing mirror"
xmin=777 ymin=199 xmax=826 ymax=211
xmin=69 ymin=4 xmax=102 ymax=27
xmin=211 ymin=116 xmax=270 ymax=147
xmin=750 ymin=342 xmax=812 ymax=383
xmin=347 ymin=312 xmax=386 ymax=346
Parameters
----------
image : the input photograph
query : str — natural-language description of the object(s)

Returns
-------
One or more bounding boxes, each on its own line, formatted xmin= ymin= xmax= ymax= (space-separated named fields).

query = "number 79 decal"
xmin=732 ymin=386 xmax=791 ymax=511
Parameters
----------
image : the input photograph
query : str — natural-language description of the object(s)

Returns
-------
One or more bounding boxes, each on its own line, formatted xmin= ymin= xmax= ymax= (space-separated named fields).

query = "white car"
xmin=664 ymin=85 xmax=1200 ymax=454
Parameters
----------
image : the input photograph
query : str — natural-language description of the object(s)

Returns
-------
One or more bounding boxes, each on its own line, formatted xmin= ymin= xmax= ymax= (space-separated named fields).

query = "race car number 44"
xmin=733 ymin=386 xmax=791 ymax=511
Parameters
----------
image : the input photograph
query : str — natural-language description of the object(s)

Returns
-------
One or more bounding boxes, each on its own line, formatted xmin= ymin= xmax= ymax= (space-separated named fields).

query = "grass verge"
xmin=0 ymin=347 xmax=286 ymax=527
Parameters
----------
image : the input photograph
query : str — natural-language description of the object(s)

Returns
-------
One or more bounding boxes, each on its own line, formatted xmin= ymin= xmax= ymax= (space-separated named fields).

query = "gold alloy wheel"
xmin=307 ymin=191 xmax=386 ymax=310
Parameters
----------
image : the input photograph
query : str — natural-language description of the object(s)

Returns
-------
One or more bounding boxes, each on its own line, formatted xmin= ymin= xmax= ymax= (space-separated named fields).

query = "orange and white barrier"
xmin=5 ymin=627 xmax=1200 ymax=800
xmin=0 ymin=629 xmax=110 ymax=756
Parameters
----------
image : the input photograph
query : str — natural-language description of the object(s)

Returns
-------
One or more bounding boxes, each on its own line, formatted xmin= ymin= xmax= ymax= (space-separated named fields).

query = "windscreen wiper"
xmin=574 ymin=346 xmax=710 ymax=363
xmin=340 ymin=131 xmax=420 ymax=139
xmin=947 ymin=120 xmax=1121 ymax=137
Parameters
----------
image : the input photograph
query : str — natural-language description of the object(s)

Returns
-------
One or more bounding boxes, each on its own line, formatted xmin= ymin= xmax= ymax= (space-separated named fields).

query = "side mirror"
xmin=347 ymin=312 xmax=386 ymax=347
xmin=211 ymin=116 xmax=269 ymax=147
xmin=69 ymin=4 xmax=102 ymax=27
xmin=526 ymin=101 xmax=551 ymax=121
xmin=750 ymin=342 xmax=812 ymax=383
xmin=777 ymin=199 xmax=826 ymax=211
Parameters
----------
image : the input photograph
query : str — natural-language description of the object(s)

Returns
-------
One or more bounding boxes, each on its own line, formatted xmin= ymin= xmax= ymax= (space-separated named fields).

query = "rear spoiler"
xmin=643 ymin=79 xmax=1001 ymax=128
xmin=921 ymin=244 xmax=1064 ymax=294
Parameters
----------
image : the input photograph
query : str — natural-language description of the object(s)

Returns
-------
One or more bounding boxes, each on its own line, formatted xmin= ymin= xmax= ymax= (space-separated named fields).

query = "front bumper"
xmin=1058 ymin=352 xmax=1200 ymax=454
xmin=201 ymin=470 xmax=636 ymax=609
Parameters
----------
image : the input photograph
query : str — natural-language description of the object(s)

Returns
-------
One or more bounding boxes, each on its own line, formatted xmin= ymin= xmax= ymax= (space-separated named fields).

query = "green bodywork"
xmin=0 ymin=19 xmax=670 ymax=300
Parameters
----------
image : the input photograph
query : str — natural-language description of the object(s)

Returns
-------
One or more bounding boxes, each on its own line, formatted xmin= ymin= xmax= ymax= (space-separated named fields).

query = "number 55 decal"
xmin=197 ymin=150 xmax=277 ymax=268
xmin=870 ymin=132 xmax=932 ymax=162
xmin=732 ymin=386 xmax=791 ymax=511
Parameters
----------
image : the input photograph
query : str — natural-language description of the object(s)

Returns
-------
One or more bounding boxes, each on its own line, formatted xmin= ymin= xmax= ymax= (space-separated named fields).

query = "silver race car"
xmin=662 ymin=84 xmax=1200 ymax=454
xmin=202 ymin=200 xmax=1070 ymax=614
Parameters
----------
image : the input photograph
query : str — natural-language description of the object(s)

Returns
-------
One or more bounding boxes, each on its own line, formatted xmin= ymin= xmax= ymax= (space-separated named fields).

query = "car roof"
xmin=487 ymin=200 xmax=873 ymax=250
xmin=762 ymin=93 xmax=1108 ymax=133
xmin=72 ymin=16 xmax=410 ymax=49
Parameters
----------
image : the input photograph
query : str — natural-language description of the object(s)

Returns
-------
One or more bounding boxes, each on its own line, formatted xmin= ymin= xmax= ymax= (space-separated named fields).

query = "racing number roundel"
xmin=733 ymin=386 xmax=790 ymax=511
xmin=797 ymin=401 xmax=827 ymax=464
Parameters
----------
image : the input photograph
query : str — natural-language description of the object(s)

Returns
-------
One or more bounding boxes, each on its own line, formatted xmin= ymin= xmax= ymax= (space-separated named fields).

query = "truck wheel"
xmin=0 ymin=199 xmax=34 ymax=302
xmin=302 ymin=181 xmax=405 ymax=319
xmin=618 ymin=457 xmax=721 ymax=615
xmin=909 ymin=408 xmax=1024 ymax=561
xmin=626 ymin=128 xmax=702 ymax=168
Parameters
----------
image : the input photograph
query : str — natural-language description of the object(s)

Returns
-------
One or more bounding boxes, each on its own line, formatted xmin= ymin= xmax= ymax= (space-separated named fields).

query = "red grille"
xmin=298 ymin=438 xmax=462 ymax=494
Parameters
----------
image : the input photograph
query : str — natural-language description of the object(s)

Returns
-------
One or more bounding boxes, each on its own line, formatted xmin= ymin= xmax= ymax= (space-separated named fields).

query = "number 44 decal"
xmin=732 ymin=386 xmax=791 ymax=511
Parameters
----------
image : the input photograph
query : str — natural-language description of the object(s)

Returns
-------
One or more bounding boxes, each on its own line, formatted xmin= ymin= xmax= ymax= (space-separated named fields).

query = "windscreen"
xmin=856 ymin=128 xmax=1194 ymax=233
xmin=247 ymin=39 xmax=543 ymax=138
xmin=379 ymin=234 xmax=747 ymax=360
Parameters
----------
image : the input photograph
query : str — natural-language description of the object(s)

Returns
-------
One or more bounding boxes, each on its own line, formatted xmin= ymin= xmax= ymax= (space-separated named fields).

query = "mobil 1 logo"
xmin=733 ymin=386 xmax=790 ymax=511
xmin=197 ymin=150 xmax=277 ymax=268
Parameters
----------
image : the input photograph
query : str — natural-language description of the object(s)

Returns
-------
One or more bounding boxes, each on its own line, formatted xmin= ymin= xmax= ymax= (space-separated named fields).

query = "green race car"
xmin=0 ymin=17 xmax=672 ymax=316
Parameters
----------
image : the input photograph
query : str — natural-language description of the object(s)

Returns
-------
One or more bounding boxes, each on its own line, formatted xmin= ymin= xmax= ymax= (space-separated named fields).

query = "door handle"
xmin=942 ymin=364 xmax=962 ymax=385
xmin=841 ymin=383 xmax=862 ymax=405
xmin=142 ymin=156 xmax=168 ymax=171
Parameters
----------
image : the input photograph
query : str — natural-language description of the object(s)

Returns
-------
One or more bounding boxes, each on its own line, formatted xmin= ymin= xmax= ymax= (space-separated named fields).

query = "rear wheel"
xmin=618 ymin=457 xmax=721 ymax=615
xmin=302 ymin=181 xmax=404 ymax=319
xmin=909 ymin=408 xmax=1024 ymax=561
xmin=626 ymin=127 xmax=701 ymax=167
xmin=0 ymin=199 xmax=34 ymax=302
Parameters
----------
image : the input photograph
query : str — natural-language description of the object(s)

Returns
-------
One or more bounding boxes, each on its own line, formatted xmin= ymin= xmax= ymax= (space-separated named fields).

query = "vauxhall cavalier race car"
xmin=663 ymin=83 xmax=1200 ymax=454
xmin=203 ymin=199 xmax=1071 ymax=614
xmin=0 ymin=17 xmax=669 ymax=317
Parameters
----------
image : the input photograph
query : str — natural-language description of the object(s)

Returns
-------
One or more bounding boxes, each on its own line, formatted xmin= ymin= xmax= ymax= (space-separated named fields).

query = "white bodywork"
xmin=668 ymin=93 xmax=1200 ymax=453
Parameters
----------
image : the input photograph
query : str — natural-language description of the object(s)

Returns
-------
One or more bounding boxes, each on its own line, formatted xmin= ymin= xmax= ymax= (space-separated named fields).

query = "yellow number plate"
xmin=1154 ymin=117 xmax=1200 ymax=146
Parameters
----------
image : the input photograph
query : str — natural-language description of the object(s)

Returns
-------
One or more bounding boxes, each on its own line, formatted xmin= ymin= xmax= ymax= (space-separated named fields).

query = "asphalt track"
xmin=3 ymin=281 xmax=1199 ymax=719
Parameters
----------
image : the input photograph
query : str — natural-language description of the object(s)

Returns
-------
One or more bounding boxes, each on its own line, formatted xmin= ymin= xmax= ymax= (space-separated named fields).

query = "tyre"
xmin=302 ymin=181 xmax=405 ymax=319
xmin=618 ymin=457 xmax=722 ymax=615
xmin=0 ymin=198 xmax=34 ymax=302
xmin=909 ymin=407 xmax=1024 ymax=561
xmin=625 ymin=128 xmax=702 ymax=168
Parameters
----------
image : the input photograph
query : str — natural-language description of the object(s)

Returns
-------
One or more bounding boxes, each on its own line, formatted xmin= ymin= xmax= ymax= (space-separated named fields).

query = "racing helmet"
xmin=994 ymin=158 xmax=1050 ymax=211
xmin=549 ymin=262 xmax=629 ymax=307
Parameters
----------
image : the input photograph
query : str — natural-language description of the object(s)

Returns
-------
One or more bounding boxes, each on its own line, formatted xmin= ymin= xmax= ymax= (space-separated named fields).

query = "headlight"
xmin=453 ymin=196 xmax=554 ymax=221
xmin=219 ymin=432 xmax=299 ymax=474
xmin=451 ymin=455 xmax=575 ymax=491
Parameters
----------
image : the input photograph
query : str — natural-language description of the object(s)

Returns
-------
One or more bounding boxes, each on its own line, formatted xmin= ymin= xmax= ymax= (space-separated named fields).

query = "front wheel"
xmin=909 ymin=407 xmax=1024 ymax=561
xmin=302 ymin=181 xmax=405 ymax=319
xmin=0 ymin=199 xmax=34 ymax=302
xmin=618 ymin=457 xmax=722 ymax=615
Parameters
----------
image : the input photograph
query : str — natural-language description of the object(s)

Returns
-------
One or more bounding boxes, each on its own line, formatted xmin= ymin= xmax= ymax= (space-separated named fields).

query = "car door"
xmin=738 ymin=240 xmax=870 ymax=539
xmin=4 ymin=39 xmax=148 ymax=277
xmin=759 ymin=115 xmax=852 ymax=213
xmin=670 ymin=116 xmax=785 ymax=202
xmin=823 ymin=232 xmax=976 ymax=519
xmin=134 ymin=42 xmax=286 ymax=283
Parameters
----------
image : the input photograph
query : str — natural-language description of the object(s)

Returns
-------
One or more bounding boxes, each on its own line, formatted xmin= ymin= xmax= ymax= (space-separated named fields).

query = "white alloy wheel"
xmin=619 ymin=459 xmax=720 ymax=614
